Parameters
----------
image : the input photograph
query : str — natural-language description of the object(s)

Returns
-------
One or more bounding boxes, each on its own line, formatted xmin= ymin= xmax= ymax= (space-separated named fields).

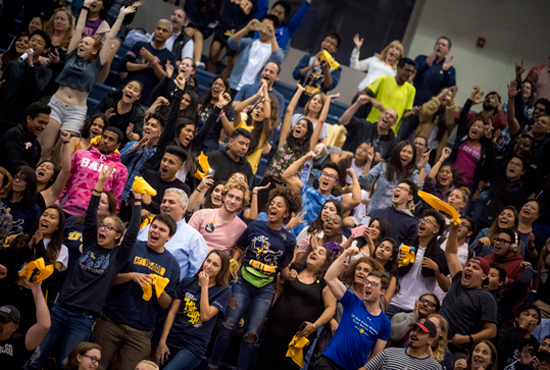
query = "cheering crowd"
xmin=1 ymin=0 xmax=550 ymax=370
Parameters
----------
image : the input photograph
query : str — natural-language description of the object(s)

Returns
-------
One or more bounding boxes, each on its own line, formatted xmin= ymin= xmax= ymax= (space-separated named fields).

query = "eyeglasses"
xmin=82 ymin=355 xmax=100 ymax=365
xmin=459 ymin=222 xmax=472 ymax=231
xmin=420 ymin=218 xmax=436 ymax=227
xmin=396 ymin=185 xmax=411 ymax=194
xmin=212 ymin=82 xmax=225 ymax=88
xmin=420 ymin=297 xmax=437 ymax=308
xmin=364 ymin=280 xmax=379 ymax=287
xmin=320 ymin=171 xmax=338 ymax=181
xmin=494 ymin=237 xmax=511 ymax=245
xmin=98 ymin=222 xmax=116 ymax=232
xmin=13 ymin=175 xmax=27 ymax=182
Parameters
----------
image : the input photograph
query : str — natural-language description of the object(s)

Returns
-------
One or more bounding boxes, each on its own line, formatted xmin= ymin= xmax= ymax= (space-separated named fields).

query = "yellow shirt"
xmin=366 ymin=75 xmax=415 ymax=134
xmin=235 ymin=119 xmax=266 ymax=174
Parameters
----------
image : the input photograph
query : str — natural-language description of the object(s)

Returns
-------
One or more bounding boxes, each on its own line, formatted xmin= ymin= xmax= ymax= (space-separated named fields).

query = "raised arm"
xmin=341 ymin=168 xmax=361 ymax=211
xmin=99 ymin=3 xmax=140 ymax=64
xmin=427 ymin=147 xmax=451 ymax=181
xmin=445 ymin=222 xmax=462 ymax=278
xmin=325 ymin=246 xmax=359 ymax=300
xmin=234 ymin=85 xmax=264 ymax=126
xmin=311 ymin=92 xmax=338 ymax=151
xmin=279 ymin=84 xmax=305 ymax=147
xmin=43 ymin=131 xmax=73 ymax=206
xmin=282 ymin=151 xmax=316 ymax=190
xmin=25 ymin=280 xmax=51 ymax=351
xmin=507 ymin=80 xmax=521 ymax=137
xmin=339 ymin=95 xmax=370 ymax=125
xmin=68 ymin=0 xmax=92 ymax=53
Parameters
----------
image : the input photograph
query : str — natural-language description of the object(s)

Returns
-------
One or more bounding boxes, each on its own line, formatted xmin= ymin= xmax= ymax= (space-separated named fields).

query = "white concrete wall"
xmin=406 ymin=0 xmax=550 ymax=106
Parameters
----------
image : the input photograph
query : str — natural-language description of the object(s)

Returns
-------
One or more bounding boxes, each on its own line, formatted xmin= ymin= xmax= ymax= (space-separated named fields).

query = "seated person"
xmin=293 ymin=33 xmax=342 ymax=107
xmin=227 ymin=16 xmax=284 ymax=94
xmin=138 ymin=188 xmax=208 ymax=280
xmin=0 ymin=30 xmax=52 ymax=137
xmin=0 ymin=102 xmax=50 ymax=175
xmin=119 ymin=19 xmax=177 ymax=106
xmin=389 ymin=293 xmax=440 ymax=347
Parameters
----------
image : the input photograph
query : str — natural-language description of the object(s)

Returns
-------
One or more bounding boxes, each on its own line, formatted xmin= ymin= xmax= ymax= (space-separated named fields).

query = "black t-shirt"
xmin=167 ymin=277 xmax=230 ymax=356
xmin=341 ymin=117 xmax=397 ymax=159
xmin=266 ymin=277 xmax=327 ymax=337
xmin=0 ymin=335 xmax=32 ymax=369
xmin=440 ymin=271 xmax=497 ymax=346
xmin=140 ymin=169 xmax=191 ymax=214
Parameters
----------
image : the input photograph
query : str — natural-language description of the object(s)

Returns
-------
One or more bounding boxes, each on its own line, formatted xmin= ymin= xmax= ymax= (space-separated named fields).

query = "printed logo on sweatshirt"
xmin=80 ymin=158 xmax=117 ymax=175
xmin=248 ymin=235 xmax=283 ymax=275
xmin=230 ymin=0 xmax=253 ymax=14
xmin=133 ymin=256 xmax=166 ymax=275
xmin=79 ymin=249 xmax=110 ymax=274
xmin=0 ymin=342 xmax=13 ymax=356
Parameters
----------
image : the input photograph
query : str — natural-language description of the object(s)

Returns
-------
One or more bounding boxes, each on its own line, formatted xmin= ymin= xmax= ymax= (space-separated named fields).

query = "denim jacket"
xmin=359 ymin=162 xmax=422 ymax=213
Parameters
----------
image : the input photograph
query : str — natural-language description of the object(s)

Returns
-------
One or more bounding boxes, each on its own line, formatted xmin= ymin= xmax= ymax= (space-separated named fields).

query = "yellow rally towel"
xmin=19 ymin=258 xmax=54 ymax=283
xmin=195 ymin=152 xmax=210 ymax=180
xmin=398 ymin=245 xmax=415 ymax=268
xmin=418 ymin=190 xmax=461 ymax=226
xmin=142 ymin=274 xmax=170 ymax=301
xmin=286 ymin=334 xmax=310 ymax=367
xmin=321 ymin=50 xmax=340 ymax=70
xmin=139 ymin=214 xmax=156 ymax=231
xmin=90 ymin=135 xmax=120 ymax=154
xmin=132 ymin=176 xmax=157 ymax=196
xmin=229 ymin=259 xmax=239 ymax=280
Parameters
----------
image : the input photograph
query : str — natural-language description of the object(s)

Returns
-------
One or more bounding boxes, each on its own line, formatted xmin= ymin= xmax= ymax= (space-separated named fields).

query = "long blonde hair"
xmin=375 ymin=40 xmax=404 ymax=69
xmin=43 ymin=8 xmax=73 ymax=48
xmin=427 ymin=313 xmax=449 ymax=363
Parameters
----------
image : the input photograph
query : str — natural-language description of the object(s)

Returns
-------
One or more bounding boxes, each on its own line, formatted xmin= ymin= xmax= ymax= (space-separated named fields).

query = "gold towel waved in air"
xmin=132 ymin=176 xmax=157 ymax=196
xmin=19 ymin=258 xmax=54 ymax=283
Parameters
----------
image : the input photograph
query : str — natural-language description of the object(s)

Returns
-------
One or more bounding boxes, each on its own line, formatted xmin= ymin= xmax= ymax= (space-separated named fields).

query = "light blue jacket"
xmin=227 ymin=36 xmax=284 ymax=90
xmin=138 ymin=218 xmax=208 ymax=280
xmin=359 ymin=162 xmax=421 ymax=213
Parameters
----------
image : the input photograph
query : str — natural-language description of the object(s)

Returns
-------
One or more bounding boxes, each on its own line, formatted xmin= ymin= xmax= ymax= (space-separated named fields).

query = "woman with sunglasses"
xmin=24 ymin=164 xmax=142 ymax=370
xmin=389 ymin=293 xmax=440 ymax=347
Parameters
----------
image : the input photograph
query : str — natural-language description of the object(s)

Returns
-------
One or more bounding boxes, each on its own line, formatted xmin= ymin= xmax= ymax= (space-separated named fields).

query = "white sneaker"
xmin=196 ymin=61 xmax=205 ymax=69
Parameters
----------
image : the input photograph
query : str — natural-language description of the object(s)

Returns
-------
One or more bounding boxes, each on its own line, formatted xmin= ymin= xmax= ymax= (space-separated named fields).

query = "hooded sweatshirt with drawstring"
xmin=56 ymin=147 xmax=128 ymax=216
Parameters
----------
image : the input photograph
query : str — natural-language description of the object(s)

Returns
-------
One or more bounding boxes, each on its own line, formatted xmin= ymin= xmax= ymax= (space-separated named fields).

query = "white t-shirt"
xmin=434 ymin=239 xmax=470 ymax=302
xmin=390 ymin=246 xmax=438 ymax=311
xmin=349 ymin=51 xmax=397 ymax=92
xmin=236 ymin=40 xmax=272 ymax=90
xmin=291 ymin=113 xmax=328 ymax=141
xmin=20 ymin=238 xmax=69 ymax=272
xmin=346 ymin=159 xmax=365 ymax=185
xmin=164 ymin=32 xmax=195 ymax=60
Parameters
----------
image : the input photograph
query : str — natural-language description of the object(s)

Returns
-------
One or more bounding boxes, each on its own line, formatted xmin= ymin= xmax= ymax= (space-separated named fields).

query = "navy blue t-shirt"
xmin=103 ymin=241 xmax=181 ymax=331
xmin=4 ymin=199 xmax=40 ymax=235
xmin=236 ymin=220 xmax=296 ymax=277
xmin=167 ymin=277 xmax=230 ymax=356
xmin=219 ymin=0 xmax=263 ymax=29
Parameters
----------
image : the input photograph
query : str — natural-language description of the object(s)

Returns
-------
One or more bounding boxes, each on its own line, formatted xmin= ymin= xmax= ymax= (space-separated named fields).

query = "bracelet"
xmin=93 ymin=189 xmax=102 ymax=194
xmin=81 ymin=6 xmax=90 ymax=11
xmin=469 ymin=335 xmax=473 ymax=343
xmin=63 ymin=141 xmax=70 ymax=144
xmin=150 ymin=59 xmax=158 ymax=66
xmin=253 ymin=192 xmax=258 ymax=196
xmin=196 ymin=188 xmax=202 ymax=193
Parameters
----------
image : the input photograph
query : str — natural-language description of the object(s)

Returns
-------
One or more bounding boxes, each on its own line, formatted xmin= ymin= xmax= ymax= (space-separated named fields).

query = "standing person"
xmin=75 ymin=0 xmax=111 ymax=44
xmin=57 ymin=127 xmax=128 ymax=216
xmin=350 ymin=38 xmax=403 ymax=118
xmin=119 ymin=18 xmax=177 ymax=106
xmin=38 ymin=1 xmax=139 ymax=160
xmin=423 ymin=148 xmax=459 ymax=203
xmin=295 ymin=199 xmax=343 ymax=247
xmin=67 ymin=113 xmax=108 ymax=153
xmin=0 ymin=30 xmax=52 ymax=138
xmin=156 ymin=250 xmax=231 ymax=370
xmin=442 ymin=222 xmax=498 ymax=360
xmin=293 ymin=33 xmax=342 ymax=107
xmin=138 ymin=188 xmax=208 ymax=280
xmin=24 ymin=164 xmax=143 ymax=370
xmin=94 ymin=214 xmax=181 ymax=370
xmin=188 ymin=179 xmax=249 ymax=257
xmin=227 ymin=16 xmax=284 ymax=95
xmin=0 ymin=102 xmax=51 ymax=175
xmin=207 ymin=186 xmax=299 ymax=370
xmin=369 ymin=237 xmax=400 ymax=306
xmin=0 ymin=285 xmax=51 ymax=369
xmin=165 ymin=9 xmax=194 ymax=61
xmin=320 ymin=246 xmax=391 ymax=370
xmin=526 ymin=57 xmax=550 ymax=101
xmin=255 ymin=244 xmax=337 ymax=370
xmin=361 ymin=318 xmax=442 ymax=370
xmin=256 ymin=0 xmax=312 ymax=51
xmin=362 ymin=58 xmax=417 ymax=135
xmin=517 ymin=200 xmax=544 ymax=264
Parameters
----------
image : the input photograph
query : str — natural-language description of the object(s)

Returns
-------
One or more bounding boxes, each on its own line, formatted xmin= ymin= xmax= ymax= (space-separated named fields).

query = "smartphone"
xmin=360 ymin=216 xmax=371 ymax=227
xmin=351 ymin=225 xmax=368 ymax=238
xmin=256 ymin=22 xmax=267 ymax=32
xmin=206 ymin=168 xmax=216 ymax=177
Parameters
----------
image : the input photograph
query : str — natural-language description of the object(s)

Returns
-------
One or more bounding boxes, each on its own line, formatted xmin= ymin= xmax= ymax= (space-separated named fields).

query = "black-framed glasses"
xmin=420 ymin=218 xmax=435 ymax=227
xmin=98 ymin=222 xmax=116 ymax=232
xmin=459 ymin=222 xmax=472 ymax=231
xmin=364 ymin=280 xmax=379 ymax=288
xmin=420 ymin=297 xmax=437 ymax=308
xmin=320 ymin=171 xmax=338 ymax=181
xmin=494 ymin=237 xmax=511 ymax=245
xmin=82 ymin=354 xmax=100 ymax=365
xmin=396 ymin=185 xmax=411 ymax=194
xmin=13 ymin=175 xmax=27 ymax=182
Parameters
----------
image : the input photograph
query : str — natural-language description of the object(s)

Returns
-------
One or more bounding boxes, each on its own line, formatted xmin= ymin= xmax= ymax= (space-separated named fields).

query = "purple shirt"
xmin=83 ymin=18 xmax=103 ymax=37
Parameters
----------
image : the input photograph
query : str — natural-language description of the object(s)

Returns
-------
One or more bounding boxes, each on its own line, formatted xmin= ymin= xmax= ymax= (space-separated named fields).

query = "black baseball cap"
xmin=0 ymin=305 xmax=21 ymax=324
xmin=409 ymin=318 xmax=437 ymax=337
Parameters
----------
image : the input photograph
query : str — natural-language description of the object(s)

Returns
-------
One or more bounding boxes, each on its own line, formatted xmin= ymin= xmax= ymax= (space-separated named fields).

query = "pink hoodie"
xmin=57 ymin=148 xmax=128 ymax=216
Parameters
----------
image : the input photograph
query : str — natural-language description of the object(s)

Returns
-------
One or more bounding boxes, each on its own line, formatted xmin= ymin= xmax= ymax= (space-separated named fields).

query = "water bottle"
xmin=19 ymin=48 xmax=34 ymax=62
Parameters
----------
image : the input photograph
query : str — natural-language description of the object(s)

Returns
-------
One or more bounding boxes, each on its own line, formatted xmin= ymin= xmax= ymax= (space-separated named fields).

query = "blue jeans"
xmin=24 ymin=303 xmax=97 ymax=370
xmin=164 ymin=346 xmax=201 ymax=370
xmin=208 ymin=276 xmax=275 ymax=370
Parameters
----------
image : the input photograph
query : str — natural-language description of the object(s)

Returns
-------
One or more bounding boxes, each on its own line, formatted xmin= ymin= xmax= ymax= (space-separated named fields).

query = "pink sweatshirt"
xmin=57 ymin=148 xmax=128 ymax=216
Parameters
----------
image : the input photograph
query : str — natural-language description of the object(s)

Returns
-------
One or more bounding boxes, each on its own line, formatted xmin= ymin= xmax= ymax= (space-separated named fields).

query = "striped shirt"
xmin=366 ymin=348 xmax=441 ymax=370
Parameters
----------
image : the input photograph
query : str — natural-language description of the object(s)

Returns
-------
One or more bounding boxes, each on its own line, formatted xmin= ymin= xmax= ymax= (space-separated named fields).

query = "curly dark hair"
xmin=341 ymin=256 xmax=384 ymax=288
xmin=265 ymin=185 xmax=302 ymax=224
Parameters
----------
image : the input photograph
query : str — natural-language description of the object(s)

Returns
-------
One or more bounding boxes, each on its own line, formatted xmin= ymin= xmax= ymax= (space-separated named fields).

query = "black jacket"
xmin=207 ymin=147 xmax=253 ymax=183
xmin=0 ymin=124 xmax=41 ymax=175
xmin=398 ymin=235 xmax=450 ymax=278
xmin=493 ymin=266 xmax=534 ymax=329
xmin=342 ymin=117 xmax=398 ymax=158
xmin=94 ymin=93 xmax=145 ymax=147
xmin=368 ymin=206 xmax=418 ymax=246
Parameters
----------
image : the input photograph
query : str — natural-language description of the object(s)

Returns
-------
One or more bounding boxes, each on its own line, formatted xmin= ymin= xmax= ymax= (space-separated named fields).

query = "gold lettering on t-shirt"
xmin=133 ymin=256 xmax=166 ymax=275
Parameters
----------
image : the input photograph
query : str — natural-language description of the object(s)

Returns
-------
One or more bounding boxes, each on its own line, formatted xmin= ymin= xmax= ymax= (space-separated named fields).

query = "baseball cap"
xmin=409 ymin=318 xmax=437 ymax=337
xmin=468 ymin=257 xmax=490 ymax=276
xmin=0 ymin=305 xmax=21 ymax=324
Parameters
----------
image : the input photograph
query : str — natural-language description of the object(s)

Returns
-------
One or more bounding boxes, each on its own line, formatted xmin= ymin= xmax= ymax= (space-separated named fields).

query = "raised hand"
xmin=174 ymin=72 xmax=186 ymax=90
xmin=470 ymin=86 xmax=484 ymax=105
xmin=98 ymin=163 xmax=114 ymax=185
xmin=353 ymin=33 xmax=364 ymax=50
xmin=59 ymin=130 xmax=71 ymax=143
xmin=198 ymin=271 xmax=209 ymax=287
xmin=484 ymin=119 xmax=493 ymax=139
xmin=119 ymin=1 xmax=142 ymax=17
xmin=346 ymin=167 xmax=357 ymax=180
xmin=246 ymin=19 xmax=260 ymax=31
xmin=216 ymin=92 xmax=232 ymax=108
xmin=442 ymin=56 xmax=454 ymax=71
xmin=304 ymin=151 xmax=317 ymax=161
xmin=441 ymin=147 xmax=452 ymax=160
xmin=327 ymin=93 xmax=340 ymax=100
xmin=411 ymin=106 xmax=421 ymax=115
xmin=357 ymin=94 xmax=370 ymax=105
xmin=437 ymin=88 xmax=451 ymax=102
xmin=104 ymin=107 xmax=115 ymax=119
xmin=508 ymin=80 xmax=519 ymax=99
xmin=165 ymin=60 xmax=174 ymax=78
xmin=345 ymin=246 xmax=360 ymax=256
xmin=515 ymin=59 xmax=525 ymax=78
xmin=286 ymin=211 xmax=306 ymax=229
xmin=198 ymin=174 xmax=214 ymax=192
xmin=126 ymin=122 xmax=135 ymax=138
xmin=132 ymin=136 xmax=149 ymax=152
xmin=366 ymin=144 xmax=375 ymax=162
xmin=296 ymin=83 xmax=305 ymax=92
xmin=426 ymin=52 xmax=436 ymax=67
xmin=449 ymin=85 xmax=459 ymax=101
xmin=520 ymin=345 xmax=535 ymax=365
xmin=418 ymin=149 xmax=431 ymax=168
